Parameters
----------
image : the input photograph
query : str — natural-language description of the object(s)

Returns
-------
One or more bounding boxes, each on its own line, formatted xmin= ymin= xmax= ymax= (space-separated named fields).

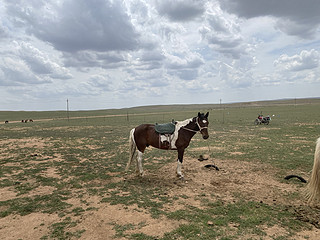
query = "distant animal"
xmin=5 ymin=120 xmax=9 ymax=124
xmin=21 ymin=120 xmax=24 ymax=123
xmin=125 ymin=112 xmax=209 ymax=179
xmin=29 ymin=119 xmax=33 ymax=122
xmin=24 ymin=119 xmax=28 ymax=123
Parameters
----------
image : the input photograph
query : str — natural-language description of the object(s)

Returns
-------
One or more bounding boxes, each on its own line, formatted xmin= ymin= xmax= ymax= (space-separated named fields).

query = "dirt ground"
xmin=1 ymin=147 xmax=320 ymax=239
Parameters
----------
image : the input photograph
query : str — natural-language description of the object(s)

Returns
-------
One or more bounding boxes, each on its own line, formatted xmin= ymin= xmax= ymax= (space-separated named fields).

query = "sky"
xmin=1 ymin=0 xmax=320 ymax=111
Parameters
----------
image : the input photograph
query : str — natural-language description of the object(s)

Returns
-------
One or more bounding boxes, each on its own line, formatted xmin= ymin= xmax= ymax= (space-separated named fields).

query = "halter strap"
xmin=182 ymin=117 xmax=208 ymax=133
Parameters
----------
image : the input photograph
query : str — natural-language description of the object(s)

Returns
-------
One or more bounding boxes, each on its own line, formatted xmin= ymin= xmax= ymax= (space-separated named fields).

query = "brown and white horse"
xmin=125 ymin=112 xmax=209 ymax=178
xmin=306 ymin=137 xmax=320 ymax=203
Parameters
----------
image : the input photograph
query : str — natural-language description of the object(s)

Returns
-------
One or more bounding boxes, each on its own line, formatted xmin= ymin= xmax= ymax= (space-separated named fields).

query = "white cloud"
xmin=0 ymin=40 xmax=72 ymax=86
xmin=274 ymin=49 xmax=320 ymax=72
xmin=199 ymin=5 xmax=250 ymax=59
xmin=1 ymin=0 xmax=320 ymax=110
xmin=0 ymin=24 xmax=9 ymax=39
xmin=0 ymin=56 xmax=51 ymax=86
xmin=18 ymin=42 xmax=72 ymax=79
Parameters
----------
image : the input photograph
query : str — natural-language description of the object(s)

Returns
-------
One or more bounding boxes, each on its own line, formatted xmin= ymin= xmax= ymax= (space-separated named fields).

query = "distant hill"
xmin=1 ymin=98 xmax=319 ymax=122
xmin=124 ymin=97 xmax=320 ymax=112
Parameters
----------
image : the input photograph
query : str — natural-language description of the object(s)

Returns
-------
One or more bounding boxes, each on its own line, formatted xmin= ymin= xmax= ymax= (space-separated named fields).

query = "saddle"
xmin=154 ymin=120 xmax=176 ymax=134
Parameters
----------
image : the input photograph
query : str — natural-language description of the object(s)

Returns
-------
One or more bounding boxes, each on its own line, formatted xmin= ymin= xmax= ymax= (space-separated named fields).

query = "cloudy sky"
xmin=1 ymin=0 xmax=320 ymax=111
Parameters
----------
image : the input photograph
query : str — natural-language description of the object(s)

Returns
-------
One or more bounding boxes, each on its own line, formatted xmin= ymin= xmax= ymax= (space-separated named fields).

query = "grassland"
xmin=0 ymin=98 xmax=320 ymax=239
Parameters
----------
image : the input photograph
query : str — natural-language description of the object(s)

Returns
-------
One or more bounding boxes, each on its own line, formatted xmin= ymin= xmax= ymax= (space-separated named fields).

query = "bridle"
xmin=182 ymin=117 xmax=208 ymax=133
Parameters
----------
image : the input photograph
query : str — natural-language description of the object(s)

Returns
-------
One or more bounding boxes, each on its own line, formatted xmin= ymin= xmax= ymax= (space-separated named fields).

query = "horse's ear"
xmin=198 ymin=112 xmax=201 ymax=118
xmin=205 ymin=112 xmax=209 ymax=118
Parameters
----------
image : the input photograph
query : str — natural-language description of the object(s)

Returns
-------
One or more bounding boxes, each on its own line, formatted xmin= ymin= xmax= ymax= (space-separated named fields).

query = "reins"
xmin=182 ymin=117 xmax=212 ymax=159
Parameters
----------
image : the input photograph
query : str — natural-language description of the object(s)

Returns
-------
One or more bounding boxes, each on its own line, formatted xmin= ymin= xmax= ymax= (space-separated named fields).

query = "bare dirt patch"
xmin=1 ymin=141 xmax=319 ymax=239
xmin=123 ymin=156 xmax=320 ymax=239
xmin=0 ymin=138 xmax=49 ymax=150
xmin=139 ymin=157 xmax=301 ymax=206
xmin=0 ymin=213 xmax=59 ymax=240
xmin=0 ymin=187 xmax=16 ymax=202
xmin=72 ymin=202 xmax=184 ymax=240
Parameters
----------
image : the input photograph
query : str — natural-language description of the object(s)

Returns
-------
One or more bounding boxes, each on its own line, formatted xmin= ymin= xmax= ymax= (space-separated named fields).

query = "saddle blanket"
xmin=154 ymin=121 xmax=176 ymax=134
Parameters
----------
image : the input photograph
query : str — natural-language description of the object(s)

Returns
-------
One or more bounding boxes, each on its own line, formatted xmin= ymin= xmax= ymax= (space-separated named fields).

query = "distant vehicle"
xmin=254 ymin=115 xmax=271 ymax=125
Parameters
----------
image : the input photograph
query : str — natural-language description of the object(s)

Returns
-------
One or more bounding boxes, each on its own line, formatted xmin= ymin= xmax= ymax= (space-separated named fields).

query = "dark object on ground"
xmin=198 ymin=155 xmax=208 ymax=161
xmin=254 ymin=115 xmax=271 ymax=125
xmin=204 ymin=164 xmax=219 ymax=171
xmin=284 ymin=175 xmax=307 ymax=183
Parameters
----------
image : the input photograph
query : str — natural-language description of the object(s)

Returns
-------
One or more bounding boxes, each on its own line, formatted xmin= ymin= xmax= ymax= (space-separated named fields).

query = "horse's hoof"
xmin=177 ymin=174 xmax=184 ymax=181
xmin=135 ymin=170 xmax=144 ymax=177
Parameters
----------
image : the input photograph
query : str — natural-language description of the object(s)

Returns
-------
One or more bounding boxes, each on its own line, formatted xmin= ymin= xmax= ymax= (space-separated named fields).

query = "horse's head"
xmin=197 ymin=112 xmax=209 ymax=139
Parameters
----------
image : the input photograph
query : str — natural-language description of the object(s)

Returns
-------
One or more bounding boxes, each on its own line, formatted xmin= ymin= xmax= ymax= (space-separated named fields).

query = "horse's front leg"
xmin=176 ymin=148 xmax=185 ymax=179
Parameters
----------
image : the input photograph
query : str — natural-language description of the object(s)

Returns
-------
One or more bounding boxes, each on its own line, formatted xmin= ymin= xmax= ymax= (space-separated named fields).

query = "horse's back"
xmin=135 ymin=123 xmax=155 ymax=132
xmin=134 ymin=123 xmax=156 ymax=140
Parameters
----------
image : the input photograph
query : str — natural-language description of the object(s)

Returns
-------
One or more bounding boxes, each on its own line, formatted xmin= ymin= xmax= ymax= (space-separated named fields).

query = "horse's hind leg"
xmin=136 ymin=151 xmax=144 ymax=176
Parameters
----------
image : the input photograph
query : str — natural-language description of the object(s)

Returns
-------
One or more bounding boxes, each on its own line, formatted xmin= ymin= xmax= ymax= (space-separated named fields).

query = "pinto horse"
xmin=125 ymin=112 xmax=209 ymax=178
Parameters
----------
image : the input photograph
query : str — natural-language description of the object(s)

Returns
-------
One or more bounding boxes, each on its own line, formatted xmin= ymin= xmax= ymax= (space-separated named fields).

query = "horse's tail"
xmin=125 ymin=128 xmax=136 ymax=172
xmin=306 ymin=137 xmax=320 ymax=203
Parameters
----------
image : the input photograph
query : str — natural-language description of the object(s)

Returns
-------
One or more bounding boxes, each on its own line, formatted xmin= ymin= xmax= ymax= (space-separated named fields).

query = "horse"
xmin=306 ymin=137 xmax=320 ymax=204
xmin=125 ymin=112 xmax=209 ymax=179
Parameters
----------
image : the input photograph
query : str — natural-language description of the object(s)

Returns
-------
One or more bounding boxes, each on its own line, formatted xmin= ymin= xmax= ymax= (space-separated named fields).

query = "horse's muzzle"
xmin=202 ymin=135 xmax=209 ymax=139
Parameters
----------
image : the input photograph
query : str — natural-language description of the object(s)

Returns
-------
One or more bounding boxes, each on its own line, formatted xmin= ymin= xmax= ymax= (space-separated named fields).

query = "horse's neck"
xmin=187 ymin=118 xmax=197 ymax=131
xmin=182 ymin=118 xmax=198 ymax=134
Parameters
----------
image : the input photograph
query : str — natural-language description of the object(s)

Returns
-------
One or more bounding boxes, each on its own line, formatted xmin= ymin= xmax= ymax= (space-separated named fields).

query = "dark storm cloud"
xmin=6 ymin=0 xmax=140 ymax=52
xmin=134 ymin=49 xmax=166 ymax=70
xmin=156 ymin=0 xmax=205 ymax=22
xmin=63 ymin=51 xmax=129 ymax=69
xmin=218 ymin=0 xmax=320 ymax=38
xmin=164 ymin=52 xmax=204 ymax=80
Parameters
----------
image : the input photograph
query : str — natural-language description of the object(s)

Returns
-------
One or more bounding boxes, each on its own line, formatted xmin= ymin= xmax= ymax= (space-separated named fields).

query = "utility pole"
xmin=219 ymin=99 xmax=225 ymax=124
xmin=67 ymin=99 xmax=69 ymax=122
